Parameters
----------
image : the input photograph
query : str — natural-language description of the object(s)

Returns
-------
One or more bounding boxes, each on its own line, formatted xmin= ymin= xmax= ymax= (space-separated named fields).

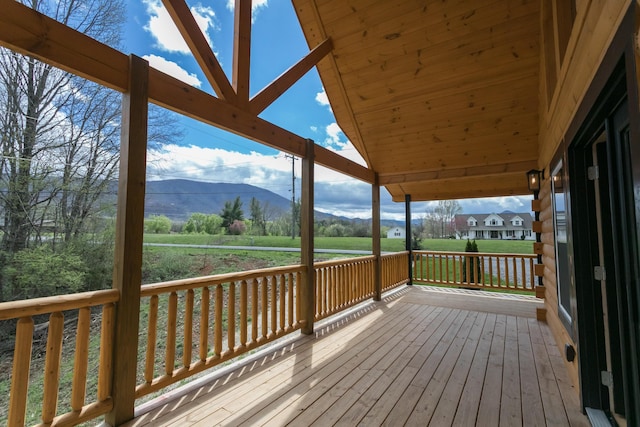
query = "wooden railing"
xmin=381 ymin=251 xmax=410 ymax=292
xmin=0 ymin=289 xmax=119 ymax=426
xmin=412 ymin=250 xmax=536 ymax=293
xmin=314 ymin=255 xmax=376 ymax=320
xmin=1 ymin=253 xmax=415 ymax=426
xmin=135 ymin=264 xmax=305 ymax=398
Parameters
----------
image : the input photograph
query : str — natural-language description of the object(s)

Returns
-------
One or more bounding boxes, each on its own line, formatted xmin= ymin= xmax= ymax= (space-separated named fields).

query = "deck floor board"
xmin=125 ymin=286 xmax=588 ymax=426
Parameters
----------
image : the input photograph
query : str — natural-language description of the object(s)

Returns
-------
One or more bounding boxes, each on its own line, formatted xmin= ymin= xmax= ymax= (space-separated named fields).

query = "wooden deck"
xmin=125 ymin=286 xmax=589 ymax=426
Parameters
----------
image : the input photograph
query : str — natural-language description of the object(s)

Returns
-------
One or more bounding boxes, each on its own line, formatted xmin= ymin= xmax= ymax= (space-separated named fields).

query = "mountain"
xmin=144 ymin=179 xmax=293 ymax=221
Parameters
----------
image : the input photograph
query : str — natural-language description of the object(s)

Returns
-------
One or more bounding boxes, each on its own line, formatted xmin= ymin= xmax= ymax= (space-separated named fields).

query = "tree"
xmin=0 ymin=0 xmax=126 ymax=253
xmin=183 ymin=212 xmax=222 ymax=234
xmin=145 ymin=215 xmax=172 ymax=234
xmin=430 ymin=200 xmax=462 ymax=238
xmin=220 ymin=197 xmax=244 ymax=232
xmin=228 ymin=219 xmax=246 ymax=235
xmin=249 ymin=197 xmax=265 ymax=235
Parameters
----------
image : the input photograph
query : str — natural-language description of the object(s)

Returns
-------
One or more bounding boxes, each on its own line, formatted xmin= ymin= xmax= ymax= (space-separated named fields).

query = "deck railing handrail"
xmin=0 ymin=289 xmax=120 ymax=426
xmin=1 ymin=252 xmax=411 ymax=426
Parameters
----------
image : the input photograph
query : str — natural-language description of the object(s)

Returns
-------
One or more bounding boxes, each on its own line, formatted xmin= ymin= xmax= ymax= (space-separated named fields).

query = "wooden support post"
xmin=405 ymin=194 xmax=413 ymax=285
xmin=106 ymin=55 xmax=149 ymax=426
xmin=372 ymin=176 xmax=381 ymax=301
xmin=300 ymin=139 xmax=315 ymax=334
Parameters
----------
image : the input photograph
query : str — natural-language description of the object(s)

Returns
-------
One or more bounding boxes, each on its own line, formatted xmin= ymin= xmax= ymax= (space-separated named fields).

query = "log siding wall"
xmin=537 ymin=0 xmax=633 ymax=394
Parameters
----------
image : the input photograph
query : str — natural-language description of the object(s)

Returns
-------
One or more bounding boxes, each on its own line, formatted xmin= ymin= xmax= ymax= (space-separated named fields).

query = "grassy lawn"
xmin=143 ymin=234 xmax=533 ymax=254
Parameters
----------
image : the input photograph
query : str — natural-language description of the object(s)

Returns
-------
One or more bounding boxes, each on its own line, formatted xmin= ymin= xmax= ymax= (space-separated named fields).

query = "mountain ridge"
xmin=143 ymin=179 xmax=405 ymax=227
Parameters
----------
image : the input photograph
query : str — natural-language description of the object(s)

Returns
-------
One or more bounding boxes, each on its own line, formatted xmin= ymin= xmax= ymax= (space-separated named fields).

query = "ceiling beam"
xmin=250 ymin=38 xmax=333 ymax=115
xmin=378 ymin=160 xmax=538 ymax=185
xmin=0 ymin=0 xmax=374 ymax=184
xmin=232 ymin=0 xmax=251 ymax=109
xmin=162 ymin=0 xmax=236 ymax=102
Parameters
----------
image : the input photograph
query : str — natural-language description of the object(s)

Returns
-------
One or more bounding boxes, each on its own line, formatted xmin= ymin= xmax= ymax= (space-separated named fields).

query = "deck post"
xmin=106 ymin=55 xmax=149 ymax=426
xmin=300 ymin=139 xmax=315 ymax=334
xmin=372 ymin=176 xmax=382 ymax=300
xmin=405 ymin=194 xmax=413 ymax=285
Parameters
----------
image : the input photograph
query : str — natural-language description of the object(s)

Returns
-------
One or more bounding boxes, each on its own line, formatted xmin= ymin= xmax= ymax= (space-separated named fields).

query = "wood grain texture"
xmin=124 ymin=286 xmax=587 ymax=427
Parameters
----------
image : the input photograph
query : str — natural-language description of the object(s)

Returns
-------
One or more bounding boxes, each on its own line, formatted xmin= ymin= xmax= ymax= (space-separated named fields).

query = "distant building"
xmin=387 ymin=227 xmax=406 ymax=239
xmin=454 ymin=212 xmax=534 ymax=240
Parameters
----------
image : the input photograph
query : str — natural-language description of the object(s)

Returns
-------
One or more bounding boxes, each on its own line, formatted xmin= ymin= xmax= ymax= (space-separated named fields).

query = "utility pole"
xmin=285 ymin=154 xmax=296 ymax=239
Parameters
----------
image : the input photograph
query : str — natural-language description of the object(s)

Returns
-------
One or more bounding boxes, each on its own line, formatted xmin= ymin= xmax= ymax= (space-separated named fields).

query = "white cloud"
xmin=320 ymin=123 xmax=366 ymax=166
xmin=143 ymin=54 xmax=202 ymax=87
xmin=226 ymin=0 xmax=269 ymax=16
xmin=310 ymin=125 xmax=318 ymax=133
xmin=315 ymin=90 xmax=331 ymax=110
xmin=144 ymin=0 xmax=217 ymax=54
xmin=147 ymin=144 xmax=293 ymax=197
xmin=146 ymin=144 xmax=375 ymax=216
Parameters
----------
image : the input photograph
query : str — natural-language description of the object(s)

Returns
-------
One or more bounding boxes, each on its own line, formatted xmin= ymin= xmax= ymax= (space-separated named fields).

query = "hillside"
xmin=144 ymin=180 xmax=291 ymax=221
xmin=143 ymin=179 xmax=406 ymax=227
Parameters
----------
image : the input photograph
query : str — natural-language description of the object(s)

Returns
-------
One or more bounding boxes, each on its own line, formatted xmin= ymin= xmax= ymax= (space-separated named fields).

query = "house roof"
xmin=454 ymin=212 xmax=533 ymax=230
xmin=293 ymin=0 xmax=540 ymax=202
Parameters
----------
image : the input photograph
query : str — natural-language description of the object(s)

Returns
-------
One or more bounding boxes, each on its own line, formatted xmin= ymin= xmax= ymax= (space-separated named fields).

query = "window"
xmin=552 ymin=161 xmax=573 ymax=333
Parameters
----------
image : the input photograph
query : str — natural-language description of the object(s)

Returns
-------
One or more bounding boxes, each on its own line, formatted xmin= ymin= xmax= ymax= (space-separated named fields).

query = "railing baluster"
xmin=489 ymin=257 xmax=494 ymax=287
xmin=521 ymin=257 xmax=526 ymax=289
xmin=270 ymin=276 xmax=277 ymax=337
xmin=184 ymin=289 xmax=194 ymax=367
xmin=240 ymin=280 xmax=248 ymax=348
xmin=98 ymin=302 xmax=114 ymax=401
xmin=9 ymin=317 xmax=34 ymax=427
xmin=214 ymin=284 xmax=223 ymax=357
xmin=228 ymin=282 xmax=236 ymax=351
xmin=166 ymin=292 xmax=178 ymax=375
xmin=261 ymin=278 xmax=268 ymax=340
xmin=72 ymin=307 xmax=91 ymax=411
xmin=497 ymin=256 xmax=502 ymax=288
xmin=279 ymin=275 xmax=286 ymax=333
xmin=42 ymin=312 xmax=64 ymax=423
xmin=251 ymin=279 xmax=259 ymax=343
xmin=287 ymin=273 xmax=294 ymax=330
xmin=145 ymin=295 xmax=159 ymax=383
xmin=200 ymin=287 xmax=210 ymax=361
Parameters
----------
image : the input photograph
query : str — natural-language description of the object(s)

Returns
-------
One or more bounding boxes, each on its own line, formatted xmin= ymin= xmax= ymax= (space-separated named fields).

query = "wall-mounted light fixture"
xmin=527 ymin=169 xmax=543 ymax=193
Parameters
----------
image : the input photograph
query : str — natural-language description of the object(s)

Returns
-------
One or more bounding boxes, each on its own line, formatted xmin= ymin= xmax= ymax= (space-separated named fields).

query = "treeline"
xmin=144 ymin=196 xmax=379 ymax=238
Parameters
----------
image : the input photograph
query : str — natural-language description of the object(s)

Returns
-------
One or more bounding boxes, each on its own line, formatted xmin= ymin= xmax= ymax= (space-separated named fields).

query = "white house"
xmin=454 ymin=212 xmax=534 ymax=240
xmin=386 ymin=227 xmax=406 ymax=239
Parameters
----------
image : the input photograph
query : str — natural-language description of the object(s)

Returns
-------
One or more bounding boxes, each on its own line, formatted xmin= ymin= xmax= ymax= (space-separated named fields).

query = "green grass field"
xmin=143 ymin=234 xmax=533 ymax=254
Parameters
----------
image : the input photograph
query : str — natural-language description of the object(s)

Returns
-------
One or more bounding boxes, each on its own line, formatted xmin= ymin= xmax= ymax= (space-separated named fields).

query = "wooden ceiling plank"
xmin=232 ymin=0 xmax=251 ymax=109
xmin=250 ymin=38 xmax=333 ymax=115
xmin=340 ymin=32 xmax=539 ymax=96
xmin=293 ymin=0 xmax=370 ymax=164
xmin=386 ymin=172 xmax=532 ymax=202
xmin=345 ymin=60 xmax=539 ymax=115
xmin=0 ymin=0 xmax=129 ymax=92
xmin=162 ymin=0 xmax=236 ymax=102
xmin=330 ymin=6 xmax=538 ymax=75
xmin=377 ymin=160 xmax=538 ymax=185
xmin=359 ymin=111 xmax=539 ymax=142
xmin=353 ymin=72 xmax=536 ymax=118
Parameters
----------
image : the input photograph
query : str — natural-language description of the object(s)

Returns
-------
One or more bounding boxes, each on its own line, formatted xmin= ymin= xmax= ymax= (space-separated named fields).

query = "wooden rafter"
xmin=232 ymin=0 xmax=251 ymax=109
xmin=250 ymin=38 xmax=333 ymax=115
xmin=0 ymin=0 xmax=374 ymax=184
xmin=161 ymin=0 xmax=236 ymax=102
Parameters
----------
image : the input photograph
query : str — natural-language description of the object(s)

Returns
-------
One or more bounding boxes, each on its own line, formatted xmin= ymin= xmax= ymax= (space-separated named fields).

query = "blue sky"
xmin=122 ymin=0 xmax=532 ymax=220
